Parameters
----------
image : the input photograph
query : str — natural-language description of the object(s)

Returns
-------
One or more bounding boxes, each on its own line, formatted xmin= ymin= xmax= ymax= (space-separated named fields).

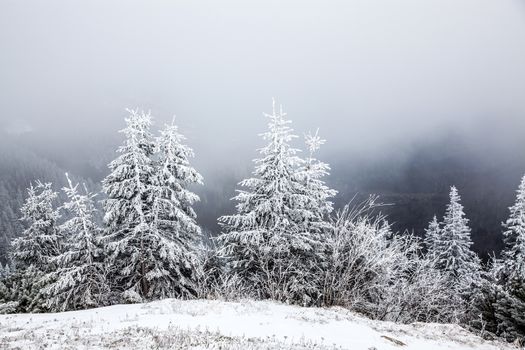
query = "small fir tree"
xmin=43 ymin=174 xmax=109 ymax=311
xmin=494 ymin=175 xmax=525 ymax=341
xmin=424 ymin=215 xmax=441 ymax=258
xmin=10 ymin=182 xmax=62 ymax=312
xmin=433 ymin=186 xmax=481 ymax=289
xmin=12 ymin=182 xmax=62 ymax=271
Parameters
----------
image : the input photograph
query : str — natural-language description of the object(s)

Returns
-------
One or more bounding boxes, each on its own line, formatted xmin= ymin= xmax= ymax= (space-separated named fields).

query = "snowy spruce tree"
xmin=146 ymin=120 xmax=204 ymax=299
xmin=10 ymin=182 xmax=62 ymax=312
xmin=295 ymin=129 xmax=337 ymax=304
xmin=103 ymin=110 xmax=203 ymax=301
xmin=296 ymin=129 xmax=337 ymax=236
xmin=423 ymin=192 xmax=483 ymax=323
xmin=218 ymin=100 xmax=334 ymax=305
xmin=424 ymin=215 xmax=441 ymax=257
xmin=494 ymin=175 xmax=525 ymax=341
xmin=501 ymin=175 xmax=525 ymax=280
xmin=103 ymin=109 xmax=157 ymax=300
xmin=422 ymin=214 xmax=468 ymax=322
xmin=12 ymin=182 xmax=62 ymax=270
xmin=431 ymin=186 xmax=481 ymax=291
xmin=43 ymin=174 xmax=109 ymax=311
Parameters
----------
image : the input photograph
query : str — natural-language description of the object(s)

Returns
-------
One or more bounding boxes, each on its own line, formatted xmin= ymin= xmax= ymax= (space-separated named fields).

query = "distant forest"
xmin=1 ymin=129 xmax=523 ymax=263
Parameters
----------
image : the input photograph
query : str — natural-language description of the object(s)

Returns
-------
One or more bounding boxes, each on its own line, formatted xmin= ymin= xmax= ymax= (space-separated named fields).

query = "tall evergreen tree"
xmin=433 ymin=186 xmax=481 ymax=289
xmin=43 ymin=174 xmax=109 ymax=311
xmin=103 ymin=110 xmax=204 ymax=301
xmin=494 ymin=175 xmax=525 ymax=341
xmin=218 ymin=100 xmax=330 ymax=304
xmin=146 ymin=120 xmax=204 ymax=299
xmin=102 ymin=109 xmax=157 ymax=300
xmin=421 ymin=214 xmax=472 ymax=323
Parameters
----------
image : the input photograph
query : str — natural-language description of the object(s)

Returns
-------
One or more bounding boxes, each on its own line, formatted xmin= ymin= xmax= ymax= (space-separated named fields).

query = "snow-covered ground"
xmin=0 ymin=299 xmax=516 ymax=350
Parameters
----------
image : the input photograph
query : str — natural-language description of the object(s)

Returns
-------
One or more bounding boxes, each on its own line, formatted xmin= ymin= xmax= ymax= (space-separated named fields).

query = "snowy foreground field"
xmin=0 ymin=299 xmax=516 ymax=350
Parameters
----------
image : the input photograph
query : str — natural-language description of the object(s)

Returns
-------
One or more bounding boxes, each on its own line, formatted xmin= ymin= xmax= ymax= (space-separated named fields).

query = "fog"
xmin=2 ymin=0 xmax=525 ymax=257
xmin=1 ymin=0 xmax=525 ymax=174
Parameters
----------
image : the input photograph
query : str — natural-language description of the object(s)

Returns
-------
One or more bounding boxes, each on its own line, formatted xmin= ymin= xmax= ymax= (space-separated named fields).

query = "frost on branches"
xmin=12 ymin=182 xmax=62 ymax=270
xmin=423 ymin=190 xmax=484 ymax=323
xmin=218 ymin=100 xmax=336 ymax=305
xmin=501 ymin=175 xmax=525 ymax=281
xmin=322 ymin=196 xmax=456 ymax=323
xmin=43 ymin=174 xmax=109 ymax=311
xmin=102 ymin=110 xmax=158 ymax=300
xmin=10 ymin=182 xmax=62 ymax=312
xmin=494 ymin=175 xmax=525 ymax=341
xmin=424 ymin=215 xmax=441 ymax=259
xmin=429 ymin=186 xmax=481 ymax=291
xmin=297 ymin=129 xmax=337 ymax=236
xmin=148 ymin=120 xmax=204 ymax=299
xmin=103 ymin=110 xmax=203 ymax=301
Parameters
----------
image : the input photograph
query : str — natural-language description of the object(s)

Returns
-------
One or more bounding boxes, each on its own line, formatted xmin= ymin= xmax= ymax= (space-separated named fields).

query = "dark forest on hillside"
xmin=1 ymin=128 xmax=523 ymax=262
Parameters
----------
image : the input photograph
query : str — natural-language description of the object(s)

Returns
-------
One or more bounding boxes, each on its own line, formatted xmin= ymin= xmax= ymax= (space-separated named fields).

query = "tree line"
xmin=0 ymin=102 xmax=524 ymax=344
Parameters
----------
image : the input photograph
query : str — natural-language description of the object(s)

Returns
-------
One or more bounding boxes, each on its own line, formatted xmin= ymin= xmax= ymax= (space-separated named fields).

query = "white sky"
xmin=1 ymin=0 xmax=524 ymax=169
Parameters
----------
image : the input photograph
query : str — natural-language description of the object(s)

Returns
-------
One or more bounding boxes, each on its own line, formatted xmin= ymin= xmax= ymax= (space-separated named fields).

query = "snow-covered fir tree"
xmin=9 ymin=182 xmax=62 ymax=312
xmin=432 ymin=186 xmax=481 ymax=290
xmin=103 ymin=110 xmax=204 ymax=301
xmin=422 ymin=215 xmax=469 ymax=322
xmin=103 ymin=109 xmax=157 ymax=300
xmin=501 ymin=175 xmax=525 ymax=280
xmin=218 ymin=100 xmax=303 ymax=298
xmin=494 ymin=175 xmax=525 ymax=341
xmin=424 ymin=215 xmax=441 ymax=258
xmin=218 ymin=100 xmax=332 ymax=305
xmin=12 ymin=182 xmax=62 ymax=270
xmin=43 ymin=174 xmax=109 ymax=311
xmin=297 ymin=129 xmax=337 ymax=235
xmin=295 ymin=129 xmax=337 ymax=304
xmin=145 ymin=120 xmax=204 ymax=299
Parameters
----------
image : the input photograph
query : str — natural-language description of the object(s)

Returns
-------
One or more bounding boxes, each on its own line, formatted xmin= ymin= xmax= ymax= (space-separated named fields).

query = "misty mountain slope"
xmin=2 ymin=127 xmax=524 ymax=261
xmin=0 ymin=299 xmax=515 ymax=350
xmin=327 ymin=135 xmax=525 ymax=258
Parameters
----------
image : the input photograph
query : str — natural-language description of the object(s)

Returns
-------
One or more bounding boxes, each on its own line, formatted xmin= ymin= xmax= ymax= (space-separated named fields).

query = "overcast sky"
xmin=1 ymin=0 xmax=525 ymax=171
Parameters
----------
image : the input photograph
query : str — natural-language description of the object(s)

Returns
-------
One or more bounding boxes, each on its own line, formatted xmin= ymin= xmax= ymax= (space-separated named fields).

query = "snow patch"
xmin=0 ymin=299 xmax=515 ymax=350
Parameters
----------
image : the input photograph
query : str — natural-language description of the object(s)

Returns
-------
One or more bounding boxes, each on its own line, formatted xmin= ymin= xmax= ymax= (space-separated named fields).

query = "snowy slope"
xmin=0 ymin=299 xmax=516 ymax=350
